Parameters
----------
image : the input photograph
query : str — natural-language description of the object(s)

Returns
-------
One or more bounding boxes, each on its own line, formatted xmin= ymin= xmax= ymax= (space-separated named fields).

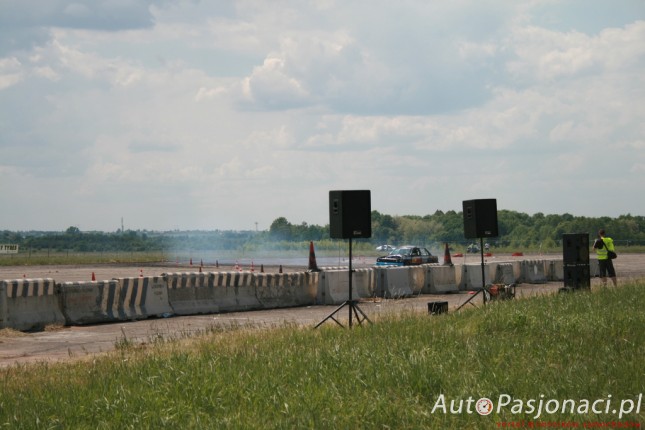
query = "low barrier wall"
xmin=117 ymin=276 xmax=173 ymax=320
xmin=546 ymin=260 xmax=564 ymax=281
xmin=0 ymin=283 xmax=5 ymax=328
xmin=374 ymin=266 xmax=414 ymax=298
xmin=60 ymin=280 xmax=122 ymax=325
xmin=0 ymin=278 xmax=64 ymax=331
xmin=164 ymin=272 xmax=260 ymax=315
xmin=1 ymin=258 xmax=594 ymax=331
xmin=424 ymin=265 xmax=459 ymax=294
xmin=590 ymin=259 xmax=600 ymax=277
xmin=519 ymin=260 xmax=547 ymax=283
xmin=255 ymin=272 xmax=318 ymax=308
xmin=318 ymin=269 xmax=373 ymax=305
xmin=460 ymin=264 xmax=491 ymax=291
xmin=493 ymin=263 xmax=516 ymax=285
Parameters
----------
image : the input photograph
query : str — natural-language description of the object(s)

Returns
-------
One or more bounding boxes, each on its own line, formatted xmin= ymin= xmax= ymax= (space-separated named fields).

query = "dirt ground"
xmin=1 ymin=254 xmax=643 ymax=368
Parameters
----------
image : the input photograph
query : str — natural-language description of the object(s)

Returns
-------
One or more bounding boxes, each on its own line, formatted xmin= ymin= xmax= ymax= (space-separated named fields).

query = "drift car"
xmin=375 ymin=246 xmax=439 ymax=266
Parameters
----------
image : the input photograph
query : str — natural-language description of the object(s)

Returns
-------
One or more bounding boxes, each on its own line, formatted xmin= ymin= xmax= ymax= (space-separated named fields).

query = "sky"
xmin=1 ymin=0 xmax=644 ymax=232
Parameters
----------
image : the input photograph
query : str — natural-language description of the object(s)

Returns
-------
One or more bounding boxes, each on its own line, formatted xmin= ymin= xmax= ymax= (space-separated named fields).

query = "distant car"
xmin=376 ymin=246 xmax=439 ymax=266
xmin=376 ymin=244 xmax=394 ymax=251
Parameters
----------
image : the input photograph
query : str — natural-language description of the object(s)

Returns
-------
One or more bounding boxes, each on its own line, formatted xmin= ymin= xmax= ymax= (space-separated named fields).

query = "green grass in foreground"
xmin=1 ymin=283 xmax=644 ymax=429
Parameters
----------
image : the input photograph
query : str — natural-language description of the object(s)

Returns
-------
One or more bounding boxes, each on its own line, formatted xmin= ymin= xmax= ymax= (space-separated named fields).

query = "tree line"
xmin=1 ymin=211 xmax=644 ymax=253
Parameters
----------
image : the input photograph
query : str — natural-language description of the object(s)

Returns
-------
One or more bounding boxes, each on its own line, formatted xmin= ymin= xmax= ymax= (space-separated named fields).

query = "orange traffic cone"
xmin=199 ymin=266 xmax=202 ymax=273
xmin=443 ymin=243 xmax=453 ymax=266
xmin=92 ymin=272 xmax=96 ymax=281
xmin=308 ymin=241 xmax=320 ymax=272
xmin=250 ymin=260 xmax=255 ymax=272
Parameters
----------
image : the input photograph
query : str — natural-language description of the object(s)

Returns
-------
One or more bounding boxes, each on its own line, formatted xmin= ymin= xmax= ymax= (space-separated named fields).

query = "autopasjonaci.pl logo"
xmin=431 ymin=394 xmax=643 ymax=420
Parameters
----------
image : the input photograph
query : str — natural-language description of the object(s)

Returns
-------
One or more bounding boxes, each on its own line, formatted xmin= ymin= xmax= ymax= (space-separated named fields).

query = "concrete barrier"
xmin=116 ymin=276 xmax=173 ymax=320
xmin=59 ymin=280 xmax=122 ymax=325
xmin=590 ymin=259 xmax=600 ymax=277
xmin=409 ymin=265 xmax=426 ymax=295
xmin=424 ymin=265 xmax=459 ymax=294
xmin=164 ymin=271 xmax=262 ymax=315
xmin=0 ymin=282 xmax=5 ymax=328
xmin=318 ymin=269 xmax=372 ymax=305
xmin=374 ymin=266 xmax=414 ymax=298
xmin=493 ymin=263 xmax=516 ymax=284
xmin=165 ymin=272 xmax=226 ymax=315
xmin=255 ymin=272 xmax=318 ymax=308
xmin=460 ymin=264 xmax=491 ymax=291
xmin=0 ymin=278 xmax=65 ymax=331
xmin=519 ymin=260 xmax=547 ymax=283
xmin=220 ymin=271 xmax=261 ymax=311
xmin=546 ymin=260 xmax=564 ymax=281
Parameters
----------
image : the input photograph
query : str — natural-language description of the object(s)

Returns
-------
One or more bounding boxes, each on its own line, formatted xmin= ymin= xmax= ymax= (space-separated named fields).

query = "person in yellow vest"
xmin=593 ymin=229 xmax=617 ymax=287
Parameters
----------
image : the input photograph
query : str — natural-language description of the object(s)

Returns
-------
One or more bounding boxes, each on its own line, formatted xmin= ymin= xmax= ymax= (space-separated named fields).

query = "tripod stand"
xmin=315 ymin=238 xmax=372 ymax=328
xmin=456 ymin=237 xmax=491 ymax=311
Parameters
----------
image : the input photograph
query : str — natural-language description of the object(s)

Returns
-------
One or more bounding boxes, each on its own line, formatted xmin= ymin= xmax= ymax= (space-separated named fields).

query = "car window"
xmin=421 ymin=248 xmax=430 ymax=256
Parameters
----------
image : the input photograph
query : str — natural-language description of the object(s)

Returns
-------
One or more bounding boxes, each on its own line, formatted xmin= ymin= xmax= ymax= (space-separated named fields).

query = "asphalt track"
xmin=1 ymin=253 xmax=643 ymax=368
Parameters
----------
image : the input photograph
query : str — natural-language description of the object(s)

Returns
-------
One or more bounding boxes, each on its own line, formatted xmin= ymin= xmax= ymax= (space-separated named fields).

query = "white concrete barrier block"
xmin=60 ymin=280 xmax=122 ymax=325
xmin=374 ymin=266 xmax=414 ymax=299
xmin=460 ymin=264 xmax=491 ymax=291
xmin=1 ymin=278 xmax=64 ymax=331
xmin=425 ymin=265 xmax=459 ymax=294
xmin=116 ymin=276 xmax=173 ymax=320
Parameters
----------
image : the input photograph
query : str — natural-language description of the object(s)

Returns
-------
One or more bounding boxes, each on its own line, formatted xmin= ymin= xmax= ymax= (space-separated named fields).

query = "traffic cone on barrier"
xmin=235 ymin=261 xmax=241 ymax=271
xmin=139 ymin=269 xmax=143 ymax=278
xmin=200 ymin=259 xmax=203 ymax=268
xmin=250 ymin=260 xmax=255 ymax=272
xmin=279 ymin=265 xmax=283 ymax=274
xmin=308 ymin=241 xmax=320 ymax=272
xmin=216 ymin=260 xmax=219 ymax=268
xmin=91 ymin=272 xmax=96 ymax=281
xmin=199 ymin=265 xmax=202 ymax=273
xmin=190 ymin=258 xmax=193 ymax=266
xmin=260 ymin=264 xmax=264 ymax=273
xmin=443 ymin=243 xmax=453 ymax=266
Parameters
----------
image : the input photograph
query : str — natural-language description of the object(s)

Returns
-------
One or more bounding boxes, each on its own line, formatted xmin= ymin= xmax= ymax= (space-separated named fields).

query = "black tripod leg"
xmin=455 ymin=289 xmax=482 ymax=311
xmin=314 ymin=302 xmax=349 ymax=329
xmin=351 ymin=302 xmax=372 ymax=325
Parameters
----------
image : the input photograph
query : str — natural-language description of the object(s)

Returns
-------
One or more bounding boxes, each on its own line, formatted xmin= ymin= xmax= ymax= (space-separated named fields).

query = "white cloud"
xmin=0 ymin=1 xmax=644 ymax=230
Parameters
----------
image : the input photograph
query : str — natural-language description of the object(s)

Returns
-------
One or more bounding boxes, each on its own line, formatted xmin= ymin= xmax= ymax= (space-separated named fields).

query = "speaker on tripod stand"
xmin=457 ymin=198 xmax=498 ymax=310
xmin=315 ymin=190 xmax=372 ymax=328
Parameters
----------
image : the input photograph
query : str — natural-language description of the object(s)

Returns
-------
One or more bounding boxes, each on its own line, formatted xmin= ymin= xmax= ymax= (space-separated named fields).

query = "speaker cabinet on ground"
xmin=563 ymin=264 xmax=590 ymax=289
xmin=329 ymin=190 xmax=372 ymax=239
xmin=462 ymin=199 xmax=499 ymax=239
xmin=562 ymin=233 xmax=590 ymax=264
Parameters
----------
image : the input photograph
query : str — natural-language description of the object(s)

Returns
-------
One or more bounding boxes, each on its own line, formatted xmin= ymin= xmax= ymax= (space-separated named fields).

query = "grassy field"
xmin=1 ymin=282 xmax=644 ymax=429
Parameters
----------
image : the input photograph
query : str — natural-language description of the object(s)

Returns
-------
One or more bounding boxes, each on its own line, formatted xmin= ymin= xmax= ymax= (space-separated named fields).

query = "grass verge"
xmin=1 ymin=282 xmax=644 ymax=429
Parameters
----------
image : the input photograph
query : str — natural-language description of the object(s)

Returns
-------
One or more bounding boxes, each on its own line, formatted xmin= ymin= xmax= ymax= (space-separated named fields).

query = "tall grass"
xmin=1 ymin=282 xmax=644 ymax=429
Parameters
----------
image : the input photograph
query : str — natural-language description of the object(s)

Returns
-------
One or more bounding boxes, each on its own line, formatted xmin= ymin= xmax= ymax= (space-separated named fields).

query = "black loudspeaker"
xmin=463 ymin=199 xmax=499 ymax=239
xmin=563 ymin=264 xmax=590 ymax=289
xmin=329 ymin=190 xmax=372 ymax=239
xmin=562 ymin=233 xmax=589 ymax=264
